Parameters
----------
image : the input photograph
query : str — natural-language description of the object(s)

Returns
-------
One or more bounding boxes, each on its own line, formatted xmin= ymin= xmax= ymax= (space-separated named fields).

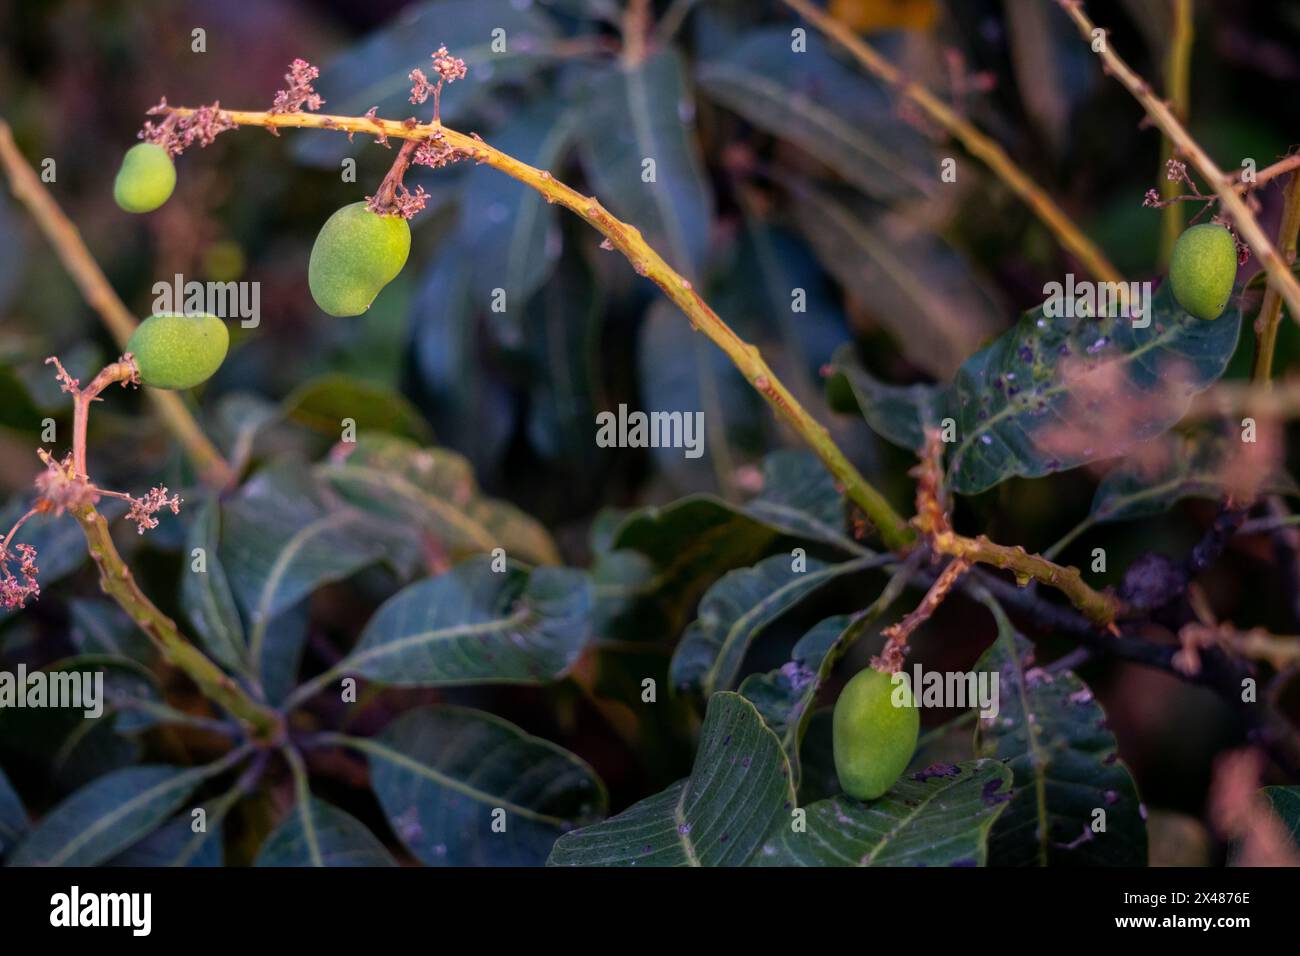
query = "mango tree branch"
xmin=72 ymin=501 xmax=281 ymax=740
xmin=0 ymin=120 xmax=236 ymax=489
xmin=161 ymin=104 xmax=915 ymax=550
xmin=1056 ymin=1 xmax=1300 ymax=324
xmin=780 ymin=0 xmax=1124 ymax=286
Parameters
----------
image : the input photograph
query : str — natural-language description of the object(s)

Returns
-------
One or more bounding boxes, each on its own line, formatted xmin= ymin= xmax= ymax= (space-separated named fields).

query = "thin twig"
xmin=1251 ymin=170 xmax=1300 ymax=383
xmin=781 ymin=0 xmax=1124 ymax=286
xmin=1157 ymin=0 xmax=1194 ymax=265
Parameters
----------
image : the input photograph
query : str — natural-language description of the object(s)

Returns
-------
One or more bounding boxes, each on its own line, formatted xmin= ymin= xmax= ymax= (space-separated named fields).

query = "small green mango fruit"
xmin=113 ymin=143 xmax=176 ymax=213
xmin=126 ymin=313 xmax=229 ymax=390
xmin=1168 ymin=223 xmax=1237 ymax=320
xmin=308 ymin=202 xmax=411 ymax=317
xmin=832 ymin=666 xmax=919 ymax=801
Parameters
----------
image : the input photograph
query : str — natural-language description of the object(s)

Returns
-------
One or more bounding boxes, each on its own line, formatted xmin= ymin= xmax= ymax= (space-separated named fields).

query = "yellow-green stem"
xmin=169 ymin=105 xmax=915 ymax=550
xmin=73 ymin=503 xmax=280 ymax=739
xmin=1252 ymin=170 xmax=1300 ymax=384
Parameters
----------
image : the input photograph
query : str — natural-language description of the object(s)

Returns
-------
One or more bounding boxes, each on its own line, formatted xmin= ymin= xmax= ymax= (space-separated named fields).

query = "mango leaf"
xmin=107 ymin=806 xmax=224 ymax=867
xmin=349 ymin=705 xmax=607 ymax=865
xmin=833 ymin=282 xmax=1242 ymax=495
xmin=1090 ymin=428 xmax=1299 ymax=523
xmin=576 ymin=49 xmax=714 ymax=280
xmin=752 ymin=759 xmax=1013 ymax=866
xmin=256 ymin=797 xmax=395 ymax=867
xmin=181 ymin=500 xmax=247 ymax=672
xmin=282 ymin=373 xmax=434 ymax=444
xmin=317 ymin=434 xmax=561 ymax=567
xmin=220 ymin=466 xmax=386 ymax=695
xmin=791 ymin=184 xmax=1005 ymax=379
xmin=291 ymin=0 xmax=559 ymax=167
xmin=0 ymin=766 xmax=27 ymax=858
xmin=525 ymin=249 xmax=605 ymax=469
xmin=637 ymin=299 xmax=762 ymax=493
xmin=548 ymin=692 xmax=795 ymax=866
xmin=411 ymin=244 xmax=516 ymax=470
xmin=343 ymin=557 xmax=592 ymax=686
xmin=8 ymin=763 xmax=216 ymax=866
xmin=947 ymin=282 xmax=1240 ymax=494
xmin=597 ymin=450 xmax=866 ymax=641
xmin=973 ymin=596 xmax=1147 ymax=865
xmin=671 ymin=553 xmax=882 ymax=696
xmin=697 ymin=28 xmax=932 ymax=201
xmin=1260 ymin=786 xmax=1300 ymax=853
xmin=458 ymin=102 xmax=577 ymax=324
xmin=827 ymin=343 xmax=948 ymax=452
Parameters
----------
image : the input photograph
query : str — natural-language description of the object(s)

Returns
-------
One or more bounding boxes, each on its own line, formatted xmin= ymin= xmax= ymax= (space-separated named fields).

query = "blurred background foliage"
xmin=2 ymin=0 xmax=1300 ymax=864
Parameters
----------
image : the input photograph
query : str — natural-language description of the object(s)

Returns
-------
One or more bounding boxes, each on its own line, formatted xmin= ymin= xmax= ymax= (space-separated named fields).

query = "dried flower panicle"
xmin=413 ymin=133 xmax=461 ymax=170
xmin=126 ymin=487 xmax=183 ymax=534
xmin=270 ymin=58 xmax=323 ymax=115
xmin=409 ymin=45 xmax=467 ymax=121
xmin=365 ymin=183 xmax=429 ymax=220
xmin=140 ymin=99 xmax=236 ymax=157
xmin=0 ymin=540 xmax=39 ymax=610
xmin=34 ymin=451 xmax=98 ymax=514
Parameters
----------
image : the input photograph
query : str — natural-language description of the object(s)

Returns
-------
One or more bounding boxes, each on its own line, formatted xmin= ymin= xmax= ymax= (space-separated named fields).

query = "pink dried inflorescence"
xmin=270 ymin=58 xmax=324 ymax=114
xmin=0 ymin=541 xmax=39 ymax=610
xmin=34 ymin=451 xmax=98 ymax=514
xmin=139 ymin=99 xmax=236 ymax=157
xmin=413 ymin=132 xmax=461 ymax=170
xmin=126 ymin=487 xmax=183 ymax=534
xmin=409 ymin=45 xmax=467 ymax=121
xmin=366 ymin=183 xmax=429 ymax=220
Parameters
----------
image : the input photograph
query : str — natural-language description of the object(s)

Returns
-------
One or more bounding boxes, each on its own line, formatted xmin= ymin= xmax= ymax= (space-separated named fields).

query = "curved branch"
xmin=162 ymin=104 xmax=915 ymax=550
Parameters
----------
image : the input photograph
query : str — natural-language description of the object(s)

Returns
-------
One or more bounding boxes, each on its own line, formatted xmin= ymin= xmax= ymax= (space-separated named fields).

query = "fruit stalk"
xmin=781 ymin=0 xmax=1125 ymax=287
xmin=162 ymin=105 xmax=916 ymax=549
xmin=0 ymin=120 xmax=236 ymax=489
xmin=1056 ymin=0 xmax=1300 ymax=326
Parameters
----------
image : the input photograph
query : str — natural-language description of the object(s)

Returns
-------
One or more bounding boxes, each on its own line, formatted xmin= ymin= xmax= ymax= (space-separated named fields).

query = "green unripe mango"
xmin=113 ymin=143 xmax=176 ymax=213
xmin=1168 ymin=223 xmax=1237 ymax=320
xmin=308 ymin=202 xmax=411 ymax=317
xmin=832 ymin=666 xmax=919 ymax=801
xmin=126 ymin=313 xmax=229 ymax=390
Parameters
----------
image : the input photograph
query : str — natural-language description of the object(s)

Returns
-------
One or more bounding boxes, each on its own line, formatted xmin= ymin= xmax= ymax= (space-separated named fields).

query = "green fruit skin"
xmin=126 ymin=313 xmax=229 ymax=390
xmin=832 ymin=666 xmax=919 ymax=801
xmin=308 ymin=202 xmax=411 ymax=317
xmin=113 ymin=143 xmax=176 ymax=213
xmin=1168 ymin=223 xmax=1237 ymax=320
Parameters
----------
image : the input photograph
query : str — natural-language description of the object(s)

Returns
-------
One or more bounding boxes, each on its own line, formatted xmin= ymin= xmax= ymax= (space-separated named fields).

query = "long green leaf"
xmin=256 ymin=797 xmax=396 ymax=867
xmin=341 ymin=706 xmax=607 ymax=866
xmin=752 ymin=759 xmax=1013 ymax=866
xmin=343 ymin=558 xmax=591 ymax=686
xmin=548 ymin=692 xmax=796 ymax=866
xmin=973 ymin=594 xmax=1147 ymax=865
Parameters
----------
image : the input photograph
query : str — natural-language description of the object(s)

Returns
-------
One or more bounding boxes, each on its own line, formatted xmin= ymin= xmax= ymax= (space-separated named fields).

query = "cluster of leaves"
xmin=2 ymin=0 xmax=1300 ymax=867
